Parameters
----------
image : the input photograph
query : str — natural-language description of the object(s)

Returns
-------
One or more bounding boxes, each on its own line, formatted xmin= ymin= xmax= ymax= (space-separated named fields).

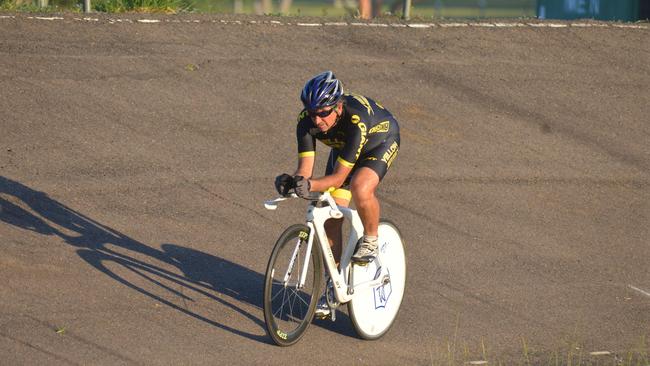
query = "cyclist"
xmin=274 ymin=71 xmax=400 ymax=317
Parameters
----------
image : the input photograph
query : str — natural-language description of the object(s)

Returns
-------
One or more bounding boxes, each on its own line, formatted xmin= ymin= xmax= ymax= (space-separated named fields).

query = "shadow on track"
xmin=0 ymin=176 xmax=271 ymax=344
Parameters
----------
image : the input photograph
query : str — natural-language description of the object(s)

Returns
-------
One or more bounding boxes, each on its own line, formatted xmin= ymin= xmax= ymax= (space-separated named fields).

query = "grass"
xmin=0 ymin=0 xmax=536 ymax=17
xmin=188 ymin=1 xmax=536 ymax=18
xmin=92 ymin=0 xmax=191 ymax=13
xmin=428 ymin=335 xmax=649 ymax=366
xmin=427 ymin=314 xmax=649 ymax=366
xmin=0 ymin=1 xmax=68 ymax=11
xmin=0 ymin=0 xmax=192 ymax=12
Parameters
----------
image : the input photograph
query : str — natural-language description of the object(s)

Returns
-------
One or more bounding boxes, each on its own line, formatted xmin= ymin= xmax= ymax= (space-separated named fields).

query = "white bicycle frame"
xmin=265 ymin=191 xmax=389 ymax=304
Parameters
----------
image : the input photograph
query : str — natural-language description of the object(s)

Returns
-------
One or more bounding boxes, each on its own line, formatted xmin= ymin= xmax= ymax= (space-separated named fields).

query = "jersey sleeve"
xmin=296 ymin=113 xmax=316 ymax=158
xmin=337 ymin=114 xmax=368 ymax=168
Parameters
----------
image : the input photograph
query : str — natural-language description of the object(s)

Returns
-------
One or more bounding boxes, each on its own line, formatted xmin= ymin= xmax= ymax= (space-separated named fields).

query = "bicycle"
xmin=262 ymin=190 xmax=406 ymax=346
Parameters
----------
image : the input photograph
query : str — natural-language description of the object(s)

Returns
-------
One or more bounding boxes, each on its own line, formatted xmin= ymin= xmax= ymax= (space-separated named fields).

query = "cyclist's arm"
xmin=309 ymin=163 xmax=352 ymax=192
xmin=295 ymin=114 xmax=316 ymax=178
xmin=309 ymin=119 xmax=365 ymax=191
xmin=294 ymin=155 xmax=314 ymax=178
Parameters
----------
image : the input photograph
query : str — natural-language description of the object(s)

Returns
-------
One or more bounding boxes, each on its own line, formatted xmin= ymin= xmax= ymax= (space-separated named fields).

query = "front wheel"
xmin=348 ymin=219 xmax=406 ymax=340
xmin=263 ymin=224 xmax=322 ymax=346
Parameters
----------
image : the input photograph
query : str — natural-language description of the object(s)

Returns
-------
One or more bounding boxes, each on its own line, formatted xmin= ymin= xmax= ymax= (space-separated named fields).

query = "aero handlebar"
xmin=264 ymin=191 xmax=343 ymax=219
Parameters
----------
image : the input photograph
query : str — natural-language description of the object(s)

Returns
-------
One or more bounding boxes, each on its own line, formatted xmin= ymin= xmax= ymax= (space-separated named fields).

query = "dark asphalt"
xmin=0 ymin=13 xmax=648 ymax=365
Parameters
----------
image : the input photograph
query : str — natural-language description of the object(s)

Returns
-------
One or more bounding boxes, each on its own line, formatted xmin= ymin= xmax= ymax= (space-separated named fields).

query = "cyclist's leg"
xmin=350 ymin=137 xmax=399 ymax=262
xmin=351 ymin=137 xmax=399 ymax=233
xmin=350 ymin=168 xmax=380 ymax=236
xmin=324 ymin=149 xmax=353 ymax=265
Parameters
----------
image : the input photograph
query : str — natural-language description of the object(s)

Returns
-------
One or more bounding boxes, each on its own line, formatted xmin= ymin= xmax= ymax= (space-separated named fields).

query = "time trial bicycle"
xmin=262 ymin=190 xmax=406 ymax=346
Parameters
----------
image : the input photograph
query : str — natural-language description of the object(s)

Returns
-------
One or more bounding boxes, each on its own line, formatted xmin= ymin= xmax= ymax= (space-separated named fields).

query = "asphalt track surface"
xmin=0 ymin=13 xmax=648 ymax=365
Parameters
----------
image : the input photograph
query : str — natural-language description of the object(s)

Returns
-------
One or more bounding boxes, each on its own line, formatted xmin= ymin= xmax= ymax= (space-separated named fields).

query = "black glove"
xmin=274 ymin=173 xmax=294 ymax=196
xmin=293 ymin=176 xmax=311 ymax=199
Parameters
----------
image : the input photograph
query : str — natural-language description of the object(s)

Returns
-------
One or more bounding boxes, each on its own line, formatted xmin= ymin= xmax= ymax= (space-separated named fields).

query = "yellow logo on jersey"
xmin=350 ymin=94 xmax=374 ymax=115
xmin=298 ymin=110 xmax=308 ymax=121
xmin=381 ymin=141 xmax=399 ymax=167
xmin=354 ymin=123 xmax=368 ymax=161
xmin=369 ymin=121 xmax=390 ymax=134
xmin=351 ymin=114 xmax=361 ymax=125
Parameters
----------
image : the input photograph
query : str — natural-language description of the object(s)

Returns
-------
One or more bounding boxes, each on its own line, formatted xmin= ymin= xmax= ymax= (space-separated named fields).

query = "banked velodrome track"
xmin=0 ymin=13 xmax=648 ymax=364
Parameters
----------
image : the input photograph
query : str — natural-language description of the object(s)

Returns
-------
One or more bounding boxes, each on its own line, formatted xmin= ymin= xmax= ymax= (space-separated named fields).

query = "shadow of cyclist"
xmin=0 ymin=175 xmax=270 ymax=343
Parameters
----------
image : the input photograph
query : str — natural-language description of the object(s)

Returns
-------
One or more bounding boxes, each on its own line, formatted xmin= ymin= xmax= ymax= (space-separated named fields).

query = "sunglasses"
xmin=308 ymin=106 xmax=336 ymax=118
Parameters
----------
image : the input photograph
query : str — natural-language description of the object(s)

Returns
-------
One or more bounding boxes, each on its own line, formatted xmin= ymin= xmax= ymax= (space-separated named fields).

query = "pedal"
xmin=315 ymin=313 xmax=330 ymax=320
xmin=352 ymin=257 xmax=377 ymax=266
xmin=314 ymin=307 xmax=337 ymax=321
xmin=324 ymin=283 xmax=339 ymax=322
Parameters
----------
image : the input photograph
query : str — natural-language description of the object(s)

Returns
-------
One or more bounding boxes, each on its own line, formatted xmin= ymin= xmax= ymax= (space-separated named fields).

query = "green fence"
xmin=537 ymin=0 xmax=648 ymax=21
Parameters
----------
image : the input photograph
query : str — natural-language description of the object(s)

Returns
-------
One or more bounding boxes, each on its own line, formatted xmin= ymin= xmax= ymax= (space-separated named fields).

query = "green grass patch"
xmin=428 ymin=335 xmax=649 ymax=366
xmin=92 ymin=0 xmax=188 ymax=13
xmin=1 ymin=0 xmax=536 ymax=17
xmin=189 ymin=0 xmax=536 ymax=18
xmin=0 ymin=0 xmax=192 ymax=12
xmin=0 ymin=0 xmax=75 ymax=11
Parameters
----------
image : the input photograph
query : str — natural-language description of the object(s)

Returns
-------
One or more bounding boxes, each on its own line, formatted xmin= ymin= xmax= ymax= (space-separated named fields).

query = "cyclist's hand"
xmin=274 ymin=173 xmax=294 ymax=196
xmin=293 ymin=176 xmax=311 ymax=199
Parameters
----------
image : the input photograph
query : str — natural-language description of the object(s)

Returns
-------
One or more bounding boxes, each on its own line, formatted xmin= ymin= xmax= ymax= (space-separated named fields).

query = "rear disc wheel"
xmin=348 ymin=219 xmax=406 ymax=339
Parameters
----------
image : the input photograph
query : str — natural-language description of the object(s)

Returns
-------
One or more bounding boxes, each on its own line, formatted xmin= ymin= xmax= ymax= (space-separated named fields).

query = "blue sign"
xmin=537 ymin=0 xmax=642 ymax=21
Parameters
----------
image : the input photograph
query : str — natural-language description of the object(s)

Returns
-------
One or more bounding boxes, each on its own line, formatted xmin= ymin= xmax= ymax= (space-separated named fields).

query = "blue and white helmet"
xmin=300 ymin=71 xmax=344 ymax=111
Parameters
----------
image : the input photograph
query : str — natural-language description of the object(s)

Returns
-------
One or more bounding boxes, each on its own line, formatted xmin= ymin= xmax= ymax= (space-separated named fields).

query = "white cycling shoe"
xmin=351 ymin=236 xmax=378 ymax=264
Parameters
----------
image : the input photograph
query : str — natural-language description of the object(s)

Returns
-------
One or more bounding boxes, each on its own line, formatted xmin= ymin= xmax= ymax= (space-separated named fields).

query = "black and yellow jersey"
xmin=296 ymin=93 xmax=400 ymax=169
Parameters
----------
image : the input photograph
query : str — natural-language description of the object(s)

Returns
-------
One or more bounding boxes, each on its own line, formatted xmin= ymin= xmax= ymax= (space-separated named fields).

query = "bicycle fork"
xmin=297 ymin=222 xmax=316 ymax=289
xmin=281 ymin=222 xmax=316 ymax=289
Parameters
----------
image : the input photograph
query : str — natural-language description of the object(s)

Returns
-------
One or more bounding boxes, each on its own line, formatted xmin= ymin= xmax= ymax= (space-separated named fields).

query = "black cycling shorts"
xmin=325 ymin=134 xmax=400 ymax=189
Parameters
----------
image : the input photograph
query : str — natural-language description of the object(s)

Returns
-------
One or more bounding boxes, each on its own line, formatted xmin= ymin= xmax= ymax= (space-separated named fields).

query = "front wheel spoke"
xmin=287 ymin=286 xmax=296 ymax=320
xmin=275 ymin=286 xmax=290 ymax=320
xmin=288 ymin=287 xmax=310 ymax=321
xmin=278 ymin=287 xmax=298 ymax=322
xmin=297 ymin=289 xmax=310 ymax=318
xmin=273 ymin=299 xmax=286 ymax=319
xmin=288 ymin=288 xmax=299 ymax=320
xmin=289 ymin=253 xmax=308 ymax=311
xmin=272 ymin=287 xmax=286 ymax=312
xmin=291 ymin=288 xmax=310 ymax=308
xmin=270 ymin=283 xmax=286 ymax=303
